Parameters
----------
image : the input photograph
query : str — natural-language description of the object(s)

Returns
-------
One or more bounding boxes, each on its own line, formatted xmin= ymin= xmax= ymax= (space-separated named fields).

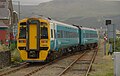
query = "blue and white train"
xmin=17 ymin=17 xmax=98 ymax=62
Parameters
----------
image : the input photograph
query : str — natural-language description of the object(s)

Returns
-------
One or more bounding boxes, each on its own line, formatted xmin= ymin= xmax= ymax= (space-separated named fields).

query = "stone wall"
xmin=0 ymin=51 xmax=11 ymax=69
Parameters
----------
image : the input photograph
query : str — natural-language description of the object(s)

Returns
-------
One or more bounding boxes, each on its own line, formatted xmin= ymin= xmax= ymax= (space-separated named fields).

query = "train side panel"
xmin=55 ymin=25 xmax=79 ymax=51
xmin=80 ymin=28 xmax=98 ymax=46
xmin=50 ymin=22 xmax=79 ymax=52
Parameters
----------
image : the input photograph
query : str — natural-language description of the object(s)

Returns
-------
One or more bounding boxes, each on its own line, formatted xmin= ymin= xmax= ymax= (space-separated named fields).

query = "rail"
xmin=0 ymin=62 xmax=29 ymax=76
xmin=57 ymin=48 xmax=98 ymax=76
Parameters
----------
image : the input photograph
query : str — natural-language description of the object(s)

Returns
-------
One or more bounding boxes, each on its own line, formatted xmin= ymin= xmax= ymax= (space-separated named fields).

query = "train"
xmin=17 ymin=17 xmax=98 ymax=62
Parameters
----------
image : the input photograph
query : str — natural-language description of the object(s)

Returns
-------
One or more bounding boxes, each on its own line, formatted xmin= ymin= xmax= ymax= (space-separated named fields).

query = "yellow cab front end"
xmin=17 ymin=18 xmax=50 ymax=62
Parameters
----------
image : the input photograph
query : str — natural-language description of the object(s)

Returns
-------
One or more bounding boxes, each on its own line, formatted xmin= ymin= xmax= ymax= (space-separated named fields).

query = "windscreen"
xmin=19 ymin=27 xmax=26 ymax=39
xmin=41 ymin=27 xmax=48 ymax=39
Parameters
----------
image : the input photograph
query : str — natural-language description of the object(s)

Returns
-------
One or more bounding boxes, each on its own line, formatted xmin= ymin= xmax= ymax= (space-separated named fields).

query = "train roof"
xmin=49 ymin=20 xmax=78 ymax=29
xmin=80 ymin=27 xmax=97 ymax=31
xmin=18 ymin=17 xmax=97 ymax=32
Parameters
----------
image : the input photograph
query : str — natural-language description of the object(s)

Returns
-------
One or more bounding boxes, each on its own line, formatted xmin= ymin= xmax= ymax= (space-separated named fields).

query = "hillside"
xmin=13 ymin=0 xmax=120 ymax=29
xmin=64 ymin=15 xmax=120 ymax=29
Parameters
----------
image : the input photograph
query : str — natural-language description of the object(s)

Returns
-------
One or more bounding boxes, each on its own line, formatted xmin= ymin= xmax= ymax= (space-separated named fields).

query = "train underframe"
xmin=46 ymin=42 xmax=98 ymax=62
xmin=18 ymin=42 xmax=98 ymax=62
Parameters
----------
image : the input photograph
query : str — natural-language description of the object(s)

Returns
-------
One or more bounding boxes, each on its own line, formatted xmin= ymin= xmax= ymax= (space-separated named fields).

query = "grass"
xmin=0 ymin=44 xmax=9 ymax=52
xmin=109 ymin=38 xmax=120 ymax=52
xmin=11 ymin=49 xmax=22 ymax=63
xmin=0 ymin=45 xmax=3 ymax=51
xmin=89 ymin=40 xmax=114 ymax=76
xmin=0 ymin=43 xmax=22 ymax=63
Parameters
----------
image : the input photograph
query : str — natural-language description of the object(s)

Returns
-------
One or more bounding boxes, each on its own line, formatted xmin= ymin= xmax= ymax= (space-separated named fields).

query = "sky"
xmin=105 ymin=0 xmax=120 ymax=1
xmin=12 ymin=0 xmax=53 ymax=5
xmin=12 ymin=0 xmax=120 ymax=5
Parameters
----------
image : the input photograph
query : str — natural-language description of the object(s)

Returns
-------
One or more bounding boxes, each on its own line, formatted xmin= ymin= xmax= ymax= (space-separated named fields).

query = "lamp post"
xmin=8 ymin=0 xmax=20 ymax=47
xmin=106 ymin=20 xmax=116 ymax=53
xmin=12 ymin=0 xmax=20 ymax=20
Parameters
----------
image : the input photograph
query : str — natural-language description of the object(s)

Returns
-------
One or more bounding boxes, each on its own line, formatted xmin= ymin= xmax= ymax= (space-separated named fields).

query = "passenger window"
xmin=84 ymin=33 xmax=86 ymax=38
xmin=60 ymin=30 xmax=63 ymax=38
xmin=57 ymin=30 xmax=60 ymax=38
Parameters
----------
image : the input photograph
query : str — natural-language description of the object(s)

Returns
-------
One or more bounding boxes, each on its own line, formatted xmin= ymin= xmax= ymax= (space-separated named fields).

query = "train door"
xmin=26 ymin=19 xmax=40 ymax=58
xmin=29 ymin=24 xmax=37 ymax=49
xmin=50 ymin=22 xmax=56 ymax=50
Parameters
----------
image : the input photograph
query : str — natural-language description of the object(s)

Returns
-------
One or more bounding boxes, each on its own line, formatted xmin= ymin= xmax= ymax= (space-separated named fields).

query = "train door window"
xmin=41 ymin=27 xmax=48 ymax=39
xmin=19 ymin=27 xmax=26 ymax=39
xmin=54 ymin=30 xmax=56 ymax=38
xmin=51 ymin=29 xmax=53 ymax=38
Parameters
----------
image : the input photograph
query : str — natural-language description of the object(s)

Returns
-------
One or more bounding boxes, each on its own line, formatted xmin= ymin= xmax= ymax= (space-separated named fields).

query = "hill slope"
xmin=13 ymin=0 xmax=120 ymax=29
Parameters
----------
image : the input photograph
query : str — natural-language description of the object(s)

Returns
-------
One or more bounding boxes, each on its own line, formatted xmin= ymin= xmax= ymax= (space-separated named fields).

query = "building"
xmin=0 ymin=21 xmax=8 ymax=44
xmin=0 ymin=0 xmax=18 ymax=44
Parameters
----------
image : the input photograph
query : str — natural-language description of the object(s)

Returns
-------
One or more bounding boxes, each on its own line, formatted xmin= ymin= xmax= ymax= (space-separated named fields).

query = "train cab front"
xmin=17 ymin=18 xmax=50 ymax=62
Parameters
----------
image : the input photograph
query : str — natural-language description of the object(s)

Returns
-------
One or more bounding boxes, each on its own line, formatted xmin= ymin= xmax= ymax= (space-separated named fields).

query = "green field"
xmin=109 ymin=38 xmax=120 ymax=52
xmin=89 ymin=40 xmax=114 ymax=76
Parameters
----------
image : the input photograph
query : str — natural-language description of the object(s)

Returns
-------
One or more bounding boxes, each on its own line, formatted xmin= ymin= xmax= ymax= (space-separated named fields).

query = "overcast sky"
xmin=105 ymin=0 xmax=120 ymax=1
xmin=12 ymin=0 xmax=120 ymax=5
xmin=12 ymin=0 xmax=53 ymax=5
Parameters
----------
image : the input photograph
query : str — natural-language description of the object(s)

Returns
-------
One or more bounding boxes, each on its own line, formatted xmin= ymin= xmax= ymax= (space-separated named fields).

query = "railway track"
xmin=57 ymin=48 xmax=98 ymax=76
xmin=0 ymin=51 xmax=82 ymax=76
xmin=0 ymin=48 xmax=97 ymax=76
xmin=24 ymin=52 xmax=82 ymax=76
xmin=24 ymin=51 xmax=97 ymax=76
xmin=0 ymin=62 xmax=29 ymax=76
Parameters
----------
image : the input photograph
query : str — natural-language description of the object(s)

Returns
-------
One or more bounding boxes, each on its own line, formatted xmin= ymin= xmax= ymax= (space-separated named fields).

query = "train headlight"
xmin=19 ymin=40 xmax=26 ymax=43
xmin=41 ymin=40 xmax=48 ymax=43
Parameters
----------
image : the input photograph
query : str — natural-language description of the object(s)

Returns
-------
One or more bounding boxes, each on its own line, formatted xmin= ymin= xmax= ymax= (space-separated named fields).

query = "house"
xmin=0 ymin=21 xmax=8 ymax=44
xmin=0 ymin=0 xmax=18 ymax=44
